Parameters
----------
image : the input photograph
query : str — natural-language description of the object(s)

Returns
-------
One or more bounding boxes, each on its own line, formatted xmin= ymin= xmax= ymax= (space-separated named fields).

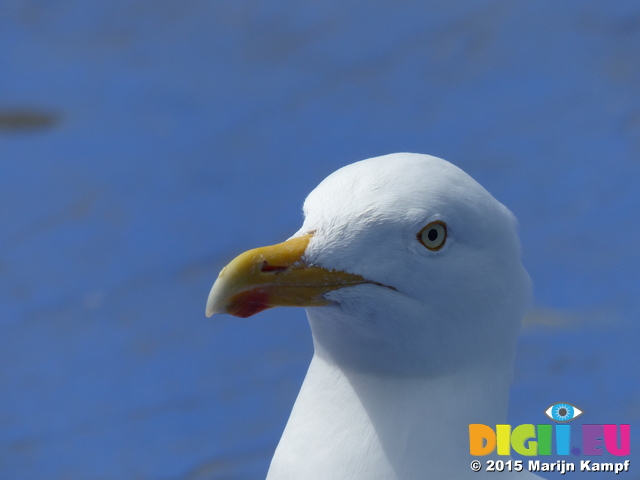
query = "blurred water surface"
xmin=1 ymin=1 xmax=639 ymax=479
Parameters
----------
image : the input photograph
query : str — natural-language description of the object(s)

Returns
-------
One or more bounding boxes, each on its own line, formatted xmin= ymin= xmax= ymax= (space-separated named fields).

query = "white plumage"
xmin=208 ymin=153 xmax=540 ymax=479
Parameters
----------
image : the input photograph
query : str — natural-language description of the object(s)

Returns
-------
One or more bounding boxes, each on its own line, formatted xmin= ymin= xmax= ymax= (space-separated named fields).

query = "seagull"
xmin=206 ymin=153 xmax=540 ymax=479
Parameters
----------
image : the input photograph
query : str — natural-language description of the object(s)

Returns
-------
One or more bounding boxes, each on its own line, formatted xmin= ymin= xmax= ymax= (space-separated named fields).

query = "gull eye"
xmin=544 ymin=403 xmax=583 ymax=422
xmin=418 ymin=221 xmax=447 ymax=251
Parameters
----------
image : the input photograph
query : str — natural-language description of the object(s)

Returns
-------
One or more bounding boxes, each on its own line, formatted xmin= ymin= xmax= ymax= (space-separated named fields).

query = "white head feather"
xmin=292 ymin=153 xmax=531 ymax=377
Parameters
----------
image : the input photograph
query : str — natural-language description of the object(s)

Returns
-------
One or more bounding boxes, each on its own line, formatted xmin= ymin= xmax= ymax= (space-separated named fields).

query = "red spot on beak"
xmin=226 ymin=289 xmax=271 ymax=318
xmin=260 ymin=261 xmax=288 ymax=273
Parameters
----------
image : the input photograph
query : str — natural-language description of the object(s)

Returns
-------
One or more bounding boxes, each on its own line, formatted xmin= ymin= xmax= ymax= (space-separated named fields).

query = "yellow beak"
xmin=206 ymin=234 xmax=370 ymax=318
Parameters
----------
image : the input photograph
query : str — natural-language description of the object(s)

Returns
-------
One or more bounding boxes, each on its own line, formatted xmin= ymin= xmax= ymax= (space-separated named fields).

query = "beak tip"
xmin=206 ymin=284 xmax=222 ymax=318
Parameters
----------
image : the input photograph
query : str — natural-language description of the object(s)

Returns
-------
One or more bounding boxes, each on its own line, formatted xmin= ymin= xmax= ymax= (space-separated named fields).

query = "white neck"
xmin=266 ymin=278 xmax=533 ymax=480
xmin=267 ymin=352 xmax=514 ymax=480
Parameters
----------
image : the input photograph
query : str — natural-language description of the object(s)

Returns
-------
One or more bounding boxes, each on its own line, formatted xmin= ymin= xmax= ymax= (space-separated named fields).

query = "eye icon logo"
xmin=544 ymin=402 xmax=583 ymax=422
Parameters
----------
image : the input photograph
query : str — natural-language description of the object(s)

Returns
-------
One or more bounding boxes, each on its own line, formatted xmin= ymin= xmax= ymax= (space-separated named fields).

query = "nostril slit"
xmin=261 ymin=261 xmax=288 ymax=273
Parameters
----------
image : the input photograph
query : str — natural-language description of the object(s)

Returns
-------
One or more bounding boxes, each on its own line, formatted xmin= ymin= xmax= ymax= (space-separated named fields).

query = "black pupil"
xmin=558 ymin=408 xmax=567 ymax=416
xmin=427 ymin=229 xmax=438 ymax=241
